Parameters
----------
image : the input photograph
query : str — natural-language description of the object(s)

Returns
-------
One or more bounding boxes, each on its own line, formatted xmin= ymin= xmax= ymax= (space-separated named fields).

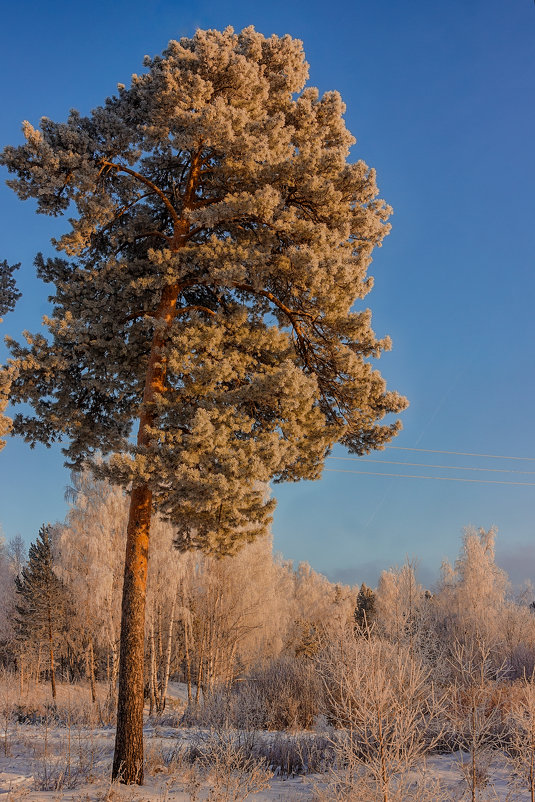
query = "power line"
xmin=385 ymin=445 xmax=535 ymax=461
xmin=327 ymin=457 xmax=535 ymax=475
xmin=323 ymin=467 xmax=535 ymax=486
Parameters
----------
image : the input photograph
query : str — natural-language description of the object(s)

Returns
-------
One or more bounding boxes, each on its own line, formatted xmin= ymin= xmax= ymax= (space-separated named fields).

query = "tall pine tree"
xmin=1 ymin=27 xmax=407 ymax=781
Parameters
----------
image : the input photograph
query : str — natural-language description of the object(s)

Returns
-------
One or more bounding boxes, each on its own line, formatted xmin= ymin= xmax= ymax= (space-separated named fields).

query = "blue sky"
xmin=1 ymin=0 xmax=534 ymax=588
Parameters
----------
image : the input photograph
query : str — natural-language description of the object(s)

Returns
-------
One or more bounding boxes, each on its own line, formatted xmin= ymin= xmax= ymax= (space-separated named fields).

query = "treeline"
xmin=1 ymin=473 xmax=535 ymax=718
xmin=0 ymin=472 xmax=356 ymax=711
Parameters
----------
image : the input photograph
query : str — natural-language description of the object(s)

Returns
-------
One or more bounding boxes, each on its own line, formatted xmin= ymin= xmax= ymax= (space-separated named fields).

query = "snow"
xmin=0 ymin=723 xmax=531 ymax=801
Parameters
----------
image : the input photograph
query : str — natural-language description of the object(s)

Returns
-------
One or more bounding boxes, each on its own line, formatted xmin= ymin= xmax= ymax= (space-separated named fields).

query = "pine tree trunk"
xmin=112 ymin=482 xmax=152 ymax=784
xmin=110 ymin=212 xmax=195 ymax=785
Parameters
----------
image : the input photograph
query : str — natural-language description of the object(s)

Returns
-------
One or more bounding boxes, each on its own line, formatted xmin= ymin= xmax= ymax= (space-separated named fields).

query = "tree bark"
xmin=112 ymin=482 xmax=152 ymax=783
xmin=112 ymin=280 xmax=183 ymax=783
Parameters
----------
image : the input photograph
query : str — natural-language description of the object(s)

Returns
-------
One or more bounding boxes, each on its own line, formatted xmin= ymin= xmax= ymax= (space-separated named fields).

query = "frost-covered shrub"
xmin=243 ymin=655 xmax=322 ymax=730
xmin=256 ymin=731 xmax=334 ymax=777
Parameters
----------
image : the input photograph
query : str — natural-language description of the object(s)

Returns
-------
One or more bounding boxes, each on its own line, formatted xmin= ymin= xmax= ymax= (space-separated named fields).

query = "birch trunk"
xmin=35 ymin=644 xmax=42 ymax=690
xmin=112 ymin=482 xmax=152 ymax=783
xmin=47 ymin=606 xmax=56 ymax=701
xmin=19 ymin=654 xmax=24 ymax=697
xmin=159 ymin=594 xmax=176 ymax=713
xmin=195 ymin=630 xmax=205 ymax=705
xmin=184 ymin=617 xmax=192 ymax=703
xmin=87 ymin=640 xmax=97 ymax=705
xmin=149 ymin=621 xmax=156 ymax=717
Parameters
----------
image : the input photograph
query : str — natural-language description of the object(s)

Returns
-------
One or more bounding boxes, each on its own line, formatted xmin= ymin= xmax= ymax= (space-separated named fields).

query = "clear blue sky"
xmin=1 ymin=0 xmax=534 ymax=589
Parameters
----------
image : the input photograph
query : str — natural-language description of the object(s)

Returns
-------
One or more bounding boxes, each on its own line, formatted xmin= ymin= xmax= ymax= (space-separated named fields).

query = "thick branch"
xmin=173 ymin=305 xmax=217 ymax=318
xmin=182 ymin=146 xmax=204 ymax=210
xmin=121 ymin=302 xmax=216 ymax=326
xmin=99 ymin=160 xmax=180 ymax=226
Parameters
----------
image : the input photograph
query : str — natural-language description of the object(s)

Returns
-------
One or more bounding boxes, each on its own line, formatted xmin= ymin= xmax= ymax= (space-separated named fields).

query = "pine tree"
xmin=1 ymin=27 xmax=407 ymax=781
xmin=14 ymin=525 xmax=67 ymax=700
xmin=354 ymin=582 xmax=376 ymax=632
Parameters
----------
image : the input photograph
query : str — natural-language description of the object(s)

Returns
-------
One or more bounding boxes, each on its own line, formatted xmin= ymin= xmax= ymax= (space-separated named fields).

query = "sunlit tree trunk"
xmin=112 ymin=277 xmax=183 ymax=783
xmin=112 ymin=482 xmax=152 ymax=783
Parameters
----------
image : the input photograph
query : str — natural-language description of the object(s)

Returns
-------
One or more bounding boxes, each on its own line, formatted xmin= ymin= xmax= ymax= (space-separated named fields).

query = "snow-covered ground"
xmin=0 ymin=682 xmax=529 ymax=801
xmin=0 ymin=723 xmax=530 ymax=801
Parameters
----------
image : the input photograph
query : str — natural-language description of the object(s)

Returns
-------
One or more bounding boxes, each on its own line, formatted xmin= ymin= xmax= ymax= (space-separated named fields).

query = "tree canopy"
xmin=1 ymin=26 xmax=406 ymax=554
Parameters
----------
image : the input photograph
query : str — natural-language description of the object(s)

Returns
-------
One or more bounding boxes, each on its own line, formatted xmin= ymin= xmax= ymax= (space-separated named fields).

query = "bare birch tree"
xmin=56 ymin=471 xmax=127 ymax=707
xmin=446 ymin=639 xmax=507 ymax=802
xmin=319 ymin=631 xmax=444 ymax=802
xmin=505 ymin=672 xmax=535 ymax=802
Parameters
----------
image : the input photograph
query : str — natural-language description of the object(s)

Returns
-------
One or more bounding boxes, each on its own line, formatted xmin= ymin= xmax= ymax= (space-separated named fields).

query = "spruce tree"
xmin=14 ymin=525 xmax=67 ymax=700
xmin=1 ymin=27 xmax=407 ymax=781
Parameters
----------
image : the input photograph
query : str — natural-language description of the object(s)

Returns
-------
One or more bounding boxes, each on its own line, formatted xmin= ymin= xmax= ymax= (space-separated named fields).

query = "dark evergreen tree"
xmin=354 ymin=582 xmax=376 ymax=632
xmin=14 ymin=525 xmax=67 ymax=699
xmin=294 ymin=619 xmax=321 ymax=658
